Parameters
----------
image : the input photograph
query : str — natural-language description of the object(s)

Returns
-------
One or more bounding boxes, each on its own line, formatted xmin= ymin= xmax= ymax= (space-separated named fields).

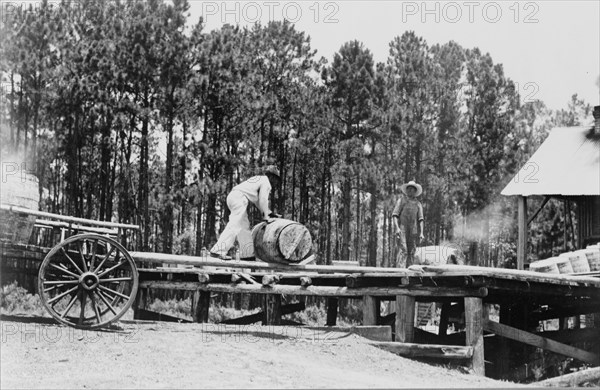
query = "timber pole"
xmin=517 ymin=196 xmax=527 ymax=270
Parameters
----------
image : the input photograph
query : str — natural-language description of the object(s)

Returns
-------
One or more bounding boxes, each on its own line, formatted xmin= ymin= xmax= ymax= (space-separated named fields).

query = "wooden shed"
xmin=501 ymin=106 xmax=600 ymax=269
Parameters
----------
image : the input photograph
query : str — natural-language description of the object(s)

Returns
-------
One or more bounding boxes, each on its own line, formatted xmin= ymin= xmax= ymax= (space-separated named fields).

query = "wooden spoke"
xmin=48 ymin=263 xmax=79 ymax=279
xmin=77 ymin=241 xmax=89 ymax=272
xmin=44 ymin=285 xmax=60 ymax=294
xmin=92 ymin=246 xmax=116 ymax=275
xmin=95 ymin=290 xmax=118 ymax=315
xmin=43 ymin=280 xmax=79 ymax=286
xmin=78 ymin=290 xmax=88 ymax=325
xmin=60 ymin=247 xmax=84 ymax=275
xmin=99 ymin=277 xmax=133 ymax=283
xmin=48 ymin=285 xmax=79 ymax=305
xmin=98 ymin=284 xmax=129 ymax=300
xmin=88 ymin=239 xmax=99 ymax=272
xmin=89 ymin=293 xmax=102 ymax=324
xmin=60 ymin=293 xmax=79 ymax=319
xmin=97 ymin=260 xmax=127 ymax=278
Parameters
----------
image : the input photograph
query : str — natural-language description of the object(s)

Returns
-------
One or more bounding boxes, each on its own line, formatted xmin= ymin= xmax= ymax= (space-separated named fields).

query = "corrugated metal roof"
xmin=501 ymin=126 xmax=600 ymax=196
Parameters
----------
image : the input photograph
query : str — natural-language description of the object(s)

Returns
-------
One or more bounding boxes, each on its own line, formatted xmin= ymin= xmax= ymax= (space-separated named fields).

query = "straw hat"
xmin=401 ymin=180 xmax=422 ymax=196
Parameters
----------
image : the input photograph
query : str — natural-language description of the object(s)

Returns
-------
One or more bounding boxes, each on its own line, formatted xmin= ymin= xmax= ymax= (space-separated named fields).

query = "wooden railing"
xmin=0 ymin=204 xmax=141 ymax=250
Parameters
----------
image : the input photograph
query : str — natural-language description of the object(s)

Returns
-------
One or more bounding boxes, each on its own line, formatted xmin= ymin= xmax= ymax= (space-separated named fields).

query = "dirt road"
xmin=1 ymin=318 xmax=521 ymax=388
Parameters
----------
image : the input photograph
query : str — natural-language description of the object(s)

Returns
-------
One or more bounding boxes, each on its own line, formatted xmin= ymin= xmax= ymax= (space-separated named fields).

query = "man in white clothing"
xmin=210 ymin=165 xmax=281 ymax=260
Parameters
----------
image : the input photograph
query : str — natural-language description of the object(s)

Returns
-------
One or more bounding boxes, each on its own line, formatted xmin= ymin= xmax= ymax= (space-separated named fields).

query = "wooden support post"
xmin=396 ymin=295 xmax=415 ymax=343
xmin=495 ymin=303 xmax=511 ymax=378
xmin=326 ymin=297 xmax=338 ymax=326
xmin=439 ymin=302 xmax=451 ymax=336
xmin=363 ymin=295 xmax=379 ymax=325
xmin=192 ymin=289 xmax=210 ymax=323
xmin=262 ymin=294 xmax=282 ymax=325
xmin=517 ymin=196 xmax=527 ymax=270
xmin=133 ymin=287 xmax=148 ymax=320
xmin=465 ymin=297 xmax=485 ymax=376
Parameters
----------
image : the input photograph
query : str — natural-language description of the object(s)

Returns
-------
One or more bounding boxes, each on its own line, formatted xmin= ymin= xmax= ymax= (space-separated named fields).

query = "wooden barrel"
xmin=0 ymin=170 xmax=39 ymax=244
xmin=555 ymin=256 xmax=574 ymax=274
xmin=252 ymin=219 xmax=313 ymax=264
xmin=581 ymin=246 xmax=600 ymax=271
xmin=559 ymin=251 xmax=590 ymax=273
xmin=529 ymin=258 xmax=560 ymax=274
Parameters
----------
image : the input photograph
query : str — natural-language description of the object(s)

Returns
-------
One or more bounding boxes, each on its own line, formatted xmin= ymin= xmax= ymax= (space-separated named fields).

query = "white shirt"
xmin=232 ymin=175 xmax=271 ymax=208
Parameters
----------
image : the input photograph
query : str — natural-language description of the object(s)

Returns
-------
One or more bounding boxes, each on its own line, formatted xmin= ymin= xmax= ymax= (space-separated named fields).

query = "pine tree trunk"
xmin=341 ymin=176 xmax=352 ymax=261
xmin=367 ymin=186 xmax=378 ymax=267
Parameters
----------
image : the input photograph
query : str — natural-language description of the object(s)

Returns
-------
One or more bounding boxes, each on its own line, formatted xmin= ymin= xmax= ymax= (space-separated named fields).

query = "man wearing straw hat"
xmin=392 ymin=180 xmax=425 ymax=267
xmin=210 ymin=165 xmax=281 ymax=261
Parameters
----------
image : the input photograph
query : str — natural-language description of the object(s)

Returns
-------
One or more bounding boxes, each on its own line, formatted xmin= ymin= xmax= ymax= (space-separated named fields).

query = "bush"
xmin=148 ymin=297 xmax=193 ymax=320
xmin=0 ymin=282 xmax=45 ymax=315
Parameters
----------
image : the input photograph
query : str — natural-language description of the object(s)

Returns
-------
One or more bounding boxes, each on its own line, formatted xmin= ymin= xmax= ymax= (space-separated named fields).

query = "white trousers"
xmin=210 ymin=190 xmax=255 ymax=258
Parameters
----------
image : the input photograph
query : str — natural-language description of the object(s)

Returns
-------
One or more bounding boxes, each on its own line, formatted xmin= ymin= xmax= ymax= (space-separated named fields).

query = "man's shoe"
xmin=210 ymin=252 xmax=232 ymax=260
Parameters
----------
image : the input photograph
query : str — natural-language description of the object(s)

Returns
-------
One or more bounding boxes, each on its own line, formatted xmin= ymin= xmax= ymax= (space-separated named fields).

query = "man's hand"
xmin=418 ymin=234 xmax=425 ymax=244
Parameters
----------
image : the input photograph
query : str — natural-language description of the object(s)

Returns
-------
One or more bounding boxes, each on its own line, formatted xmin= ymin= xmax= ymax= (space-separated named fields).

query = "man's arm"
xmin=257 ymin=177 xmax=272 ymax=219
xmin=418 ymin=202 xmax=424 ymax=240
xmin=392 ymin=198 xmax=402 ymax=232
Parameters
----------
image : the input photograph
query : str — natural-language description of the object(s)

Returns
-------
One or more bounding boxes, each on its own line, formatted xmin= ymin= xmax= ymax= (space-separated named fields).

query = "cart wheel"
xmin=38 ymin=234 xmax=138 ymax=329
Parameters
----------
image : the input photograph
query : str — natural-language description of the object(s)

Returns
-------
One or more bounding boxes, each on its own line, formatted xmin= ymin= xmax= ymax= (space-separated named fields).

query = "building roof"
xmin=501 ymin=126 xmax=600 ymax=197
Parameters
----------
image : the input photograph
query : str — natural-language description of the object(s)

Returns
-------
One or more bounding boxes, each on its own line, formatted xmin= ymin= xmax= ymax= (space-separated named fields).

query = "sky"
xmin=187 ymin=0 xmax=600 ymax=112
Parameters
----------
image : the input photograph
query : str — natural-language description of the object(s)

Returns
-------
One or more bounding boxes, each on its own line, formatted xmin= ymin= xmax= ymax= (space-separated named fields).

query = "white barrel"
xmin=0 ymin=170 xmax=39 ymax=244
xmin=580 ymin=246 xmax=600 ymax=272
xmin=555 ymin=256 xmax=574 ymax=274
xmin=559 ymin=251 xmax=590 ymax=273
xmin=529 ymin=258 xmax=560 ymax=274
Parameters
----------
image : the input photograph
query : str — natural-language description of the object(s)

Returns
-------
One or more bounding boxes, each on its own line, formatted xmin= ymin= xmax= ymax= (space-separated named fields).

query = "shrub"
xmin=0 ymin=282 xmax=45 ymax=315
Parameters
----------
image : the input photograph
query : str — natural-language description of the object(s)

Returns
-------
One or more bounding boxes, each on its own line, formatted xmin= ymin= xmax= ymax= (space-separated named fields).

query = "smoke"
xmin=0 ymin=151 xmax=32 ymax=185
xmin=452 ymin=201 xmax=514 ymax=244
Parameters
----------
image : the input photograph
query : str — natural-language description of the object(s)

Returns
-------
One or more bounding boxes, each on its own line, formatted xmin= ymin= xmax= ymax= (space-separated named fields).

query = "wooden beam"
xmin=419 ymin=265 xmax=600 ymax=286
xmin=517 ymin=196 xmax=527 ymax=270
xmin=1 ymin=204 xmax=140 ymax=230
xmin=363 ymin=295 xmax=379 ymax=325
xmin=396 ymin=295 xmax=415 ymax=343
xmin=483 ymin=320 xmax=600 ymax=365
xmin=533 ymin=301 xmax=600 ymax=321
xmin=308 ymin=326 xmax=392 ymax=342
xmin=537 ymin=366 xmax=600 ymax=387
xmin=533 ymin=327 xmax=600 ymax=344
xmin=346 ymin=275 xmax=407 ymax=288
xmin=465 ymin=297 xmax=485 ymax=376
xmin=528 ymin=196 xmax=551 ymax=226
xmin=131 ymin=251 xmax=415 ymax=274
xmin=143 ymin=282 xmax=489 ymax=297
xmin=371 ymin=341 xmax=473 ymax=360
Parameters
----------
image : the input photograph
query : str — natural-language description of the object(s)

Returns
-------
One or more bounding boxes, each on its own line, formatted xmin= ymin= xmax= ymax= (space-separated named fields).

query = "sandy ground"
xmin=0 ymin=318 xmax=524 ymax=389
